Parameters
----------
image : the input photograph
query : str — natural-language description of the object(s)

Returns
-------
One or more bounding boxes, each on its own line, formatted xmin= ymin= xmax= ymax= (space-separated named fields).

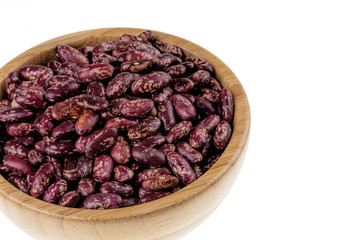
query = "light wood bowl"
xmin=0 ymin=28 xmax=250 ymax=240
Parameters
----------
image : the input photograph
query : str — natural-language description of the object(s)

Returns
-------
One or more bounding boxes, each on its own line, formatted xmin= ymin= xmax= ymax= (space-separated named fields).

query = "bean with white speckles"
xmin=43 ymin=179 xmax=68 ymax=203
xmin=93 ymin=155 xmax=114 ymax=183
xmin=166 ymin=152 xmax=196 ymax=185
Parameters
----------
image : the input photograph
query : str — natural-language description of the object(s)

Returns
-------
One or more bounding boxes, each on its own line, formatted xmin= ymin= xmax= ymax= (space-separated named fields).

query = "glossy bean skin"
xmin=43 ymin=179 xmax=68 ymax=203
xmin=44 ymin=140 xmax=76 ymax=156
xmin=45 ymin=80 xmax=80 ymax=102
xmin=51 ymin=101 xmax=84 ymax=121
xmin=58 ymin=190 xmax=80 ymax=207
xmin=0 ymin=107 xmax=34 ymax=123
xmin=58 ymin=62 xmax=80 ymax=78
xmin=55 ymin=44 xmax=89 ymax=66
xmin=28 ymin=149 xmax=45 ymax=166
xmin=169 ymin=94 xmax=197 ymax=120
xmin=138 ymin=30 xmax=154 ymax=41
xmin=127 ymin=116 xmax=161 ymax=140
xmin=83 ymin=193 xmax=122 ymax=209
xmin=154 ymin=40 xmax=184 ymax=58
xmin=4 ymin=140 xmax=29 ymax=158
xmin=7 ymin=123 xmax=35 ymax=137
xmin=142 ymin=175 xmax=179 ymax=191
xmin=173 ymin=78 xmax=194 ymax=92
xmin=75 ymin=135 xmax=92 ymax=153
xmin=120 ymin=99 xmax=154 ymax=117
xmin=84 ymin=127 xmax=117 ymax=157
xmin=80 ymin=46 xmax=94 ymax=57
xmin=201 ymin=154 xmax=221 ymax=172
xmin=209 ymin=77 xmax=223 ymax=91
xmin=113 ymin=165 xmax=134 ymax=182
xmin=26 ymin=172 xmax=35 ymax=186
xmin=166 ymin=152 xmax=196 ymax=185
xmin=92 ymin=52 xmax=117 ymax=64
xmin=87 ymin=81 xmax=106 ymax=98
xmin=47 ymin=60 xmax=62 ymax=73
xmin=52 ymin=120 xmax=76 ymax=139
xmin=188 ymin=125 xmax=209 ymax=149
xmin=75 ymin=110 xmax=99 ymax=136
xmin=93 ymin=40 xmax=118 ymax=53
xmin=105 ymin=117 xmax=138 ymax=131
xmin=77 ymin=156 xmax=93 ymax=178
xmin=193 ymin=164 xmax=203 ymax=179
xmin=176 ymin=141 xmax=203 ymax=164
xmin=125 ymin=50 xmax=160 ymax=65
xmin=46 ymin=156 xmax=63 ymax=181
xmin=30 ymin=163 xmax=54 ymax=197
xmin=127 ymin=41 xmax=160 ymax=55
xmin=75 ymin=94 xmax=109 ymax=111
xmin=110 ymin=136 xmax=131 ymax=164
xmin=16 ymin=136 xmax=35 ymax=147
xmin=47 ymin=75 xmax=76 ymax=86
xmin=199 ymin=88 xmax=219 ymax=103
xmin=157 ymin=100 xmax=176 ymax=131
xmin=99 ymin=181 xmax=134 ymax=197
xmin=93 ymin=155 xmax=114 ymax=183
xmin=151 ymin=87 xmax=173 ymax=103
xmin=136 ymin=167 xmax=171 ymax=184
xmin=106 ymin=72 xmax=135 ymax=98
xmin=164 ymin=64 xmax=187 ymax=78
xmin=159 ymin=144 xmax=176 ymax=155
xmin=7 ymin=173 xmax=29 ymax=193
xmin=179 ymin=93 xmax=195 ymax=104
xmin=78 ymin=63 xmax=114 ymax=82
xmin=6 ymin=71 xmax=20 ymax=96
xmin=15 ymin=87 xmax=46 ymax=108
xmin=121 ymin=198 xmax=139 ymax=207
xmin=132 ymin=133 xmax=166 ymax=148
xmin=194 ymin=96 xmax=215 ymax=114
xmin=77 ymin=178 xmax=95 ymax=197
xmin=63 ymin=157 xmax=79 ymax=181
xmin=19 ymin=65 xmax=53 ymax=87
xmin=101 ymin=98 xmax=128 ymax=119
xmin=120 ymin=60 xmax=154 ymax=73
xmin=139 ymin=191 xmax=171 ymax=204
xmin=213 ymin=121 xmax=232 ymax=150
xmin=131 ymin=71 xmax=171 ymax=94
xmin=219 ymin=88 xmax=234 ymax=122
xmin=201 ymin=134 xmax=214 ymax=157
xmin=185 ymin=56 xmax=214 ymax=74
xmin=132 ymin=146 xmax=166 ymax=167
xmin=198 ymin=114 xmax=221 ymax=132
xmin=188 ymin=70 xmax=211 ymax=86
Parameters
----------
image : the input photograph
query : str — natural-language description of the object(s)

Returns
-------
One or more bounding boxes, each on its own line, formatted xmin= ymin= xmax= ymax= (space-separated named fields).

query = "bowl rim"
xmin=0 ymin=27 xmax=250 ymax=221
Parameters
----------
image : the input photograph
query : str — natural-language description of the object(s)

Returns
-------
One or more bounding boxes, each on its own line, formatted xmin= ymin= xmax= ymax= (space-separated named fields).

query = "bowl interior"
xmin=0 ymin=28 xmax=250 ymax=220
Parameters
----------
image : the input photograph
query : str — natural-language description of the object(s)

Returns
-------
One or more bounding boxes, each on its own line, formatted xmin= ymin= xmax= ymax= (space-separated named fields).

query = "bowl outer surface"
xmin=0 ymin=28 xmax=250 ymax=240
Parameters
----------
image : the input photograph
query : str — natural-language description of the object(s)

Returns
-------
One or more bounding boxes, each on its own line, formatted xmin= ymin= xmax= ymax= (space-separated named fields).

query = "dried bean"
xmin=46 ymin=156 xmax=63 ymax=181
xmin=63 ymin=157 xmax=79 ymax=181
xmin=19 ymin=65 xmax=53 ymax=87
xmin=157 ymin=100 xmax=176 ymax=131
xmin=30 ymin=163 xmax=54 ymax=197
xmin=4 ymin=140 xmax=29 ymax=158
xmin=154 ymin=40 xmax=184 ymax=58
xmin=58 ymin=62 xmax=80 ymax=78
xmin=120 ymin=99 xmax=154 ymax=117
xmin=106 ymin=72 xmax=134 ymax=98
xmin=44 ymin=140 xmax=76 ymax=156
xmin=139 ymin=191 xmax=171 ymax=204
xmin=77 ymin=156 xmax=93 ymax=178
xmin=213 ymin=121 xmax=232 ymax=150
xmin=87 ymin=81 xmax=106 ymax=98
xmin=84 ymin=127 xmax=117 ymax=157
xmin=176 ymin=141 xmax=203 ymax=164
xmin=59 ymin=190 xmax=80 ymax=207
xmin=194 ymin=96 xmax=215 ymax=114
xmin=131 ymin=71 xmax=171 ymax=94
xmin=169 ymin=94 xmax=197 ymax=120
xmin=55 ymin=44 xmax=89 ymax=66
xmin=51 ymin=101 xmax=84 ymax=121
xmin=166 ymin=121 xmax=193 ymax=144
xmin=132 ymin=133 xmax=166 ymax=148
xmin=28 ymin=149 xmax=45 ymax=166
xmin=15 ymin=87 xmax=46 ymax=108
xmin=75 ymin=110 xmax=99 ymax=136
xmin=45 ymin=80 xmax=80 ymax=102
xmin=136 ymin=168 xmax=172 ymax=184
xmin=93 ymin=40 xmax=118 ymax=53
xmin=0 ymin=107 xmax=34 ymax=123
xmin=77 ymin=178 xmax=95 ymax=197
xmin=7 ymin=173 xmax=29 ymax=193
xmin=99 ymin=181 xmax=134 ymax=197
xmin=43 ymin=179 xmax=68 ymax=203
xmin=173 ymin=78 xmax=194 ymax=92
xmin=7 ymin=123 xmax=35 ymax=137
xmin=132 ymin=146 xmax=166 ymax=167
xmin=185 ymin=56 xmax=214 ymax=74
xmin=93 ymin=155 xmax=114 ymax=183
xmin=159 ymin=144 xmax=176 ymax=155
xmin=166 ymin=152 xmax=196 ymax=185
xmin=219 ymin=89 xmax=234 ymax=122
xmin=76 ymin=94 xmax=109 ymax=111
xmin=78 ymin=63 xmax=114 ymax=82
xmin=101 ymin=98 xmax=128 ymax=119
xmin=142 ymin=175 xmax=179 ymax=191
xmin=110 ymin=136 xmax=131 ymax=164
xmin=52 ymin=120 xmax=76 ymax=139
xmin=151 ymin=87 xmax=173 ymax=103
xmin=83 ymin=193 xmax=122 ymax=209
xmin=127 ymin=116 xmax=161 ymax=140
xmin=113 ymin=165 xmax=134 ymax=182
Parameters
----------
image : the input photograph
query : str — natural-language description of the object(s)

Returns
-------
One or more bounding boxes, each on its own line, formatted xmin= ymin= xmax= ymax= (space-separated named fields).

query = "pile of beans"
xmin=0 ymin=30 xmax=233 ymax=209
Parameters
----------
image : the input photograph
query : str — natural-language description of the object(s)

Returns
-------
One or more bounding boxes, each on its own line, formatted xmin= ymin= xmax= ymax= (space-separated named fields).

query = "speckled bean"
xmin=77 ymin=178 xmax=95 ymax=197
xmin=151 ymin=87 xmax=173 ymax=103
xmin=28 ymin=149 xmax=45 ymax=166
xmin=58 ymin=190 xmax=80 ymax=207
xmin=194 ymin=96 xmax=215 ymax=114
xmin=219 ymin=89 xmax=234 ymax=122
xmin=132 ymin=146 xmax=166 ymax=167
xmin=142 ymin=175 xmax=179 ymax=191
xmin=43 ymin=179 xmax=68 ymax=203
xmin=157 ymin=100 xmax=176 ymax=131
xmin=188 ymin=70 xmax=211 ymax=86
xmin=113 ymin=165 xmax=134 ymax=182
xmin=93 ymin=40 xmax=118 ymax=53
xmin=154 ymin=40 xmax=184 ymax=59
xmin=0 ymin=107 xmax=34 ymax=123
xmin=77 ymin=156 xmax=93 ymax=178
xmin=99 ymin=181 xmax=134 ymax=197
xmin=132 ymin=133 xmax=166 ymax=148
xmin=105 ymin=116 xmax=139 ymax=131
xmin=84 ymin=127 xmax=117 ymax=157
xmin=159 ymin=144 xmax=176 ymax=155
xmin=63 ymin=157 xmax=79 ymax=181
xmin=52 ymin=120 xmax=76 ymax=139
xmin=166 ymin=152 xmax=196 ymax=185
xmin=58 ymin=62 xmax=80 ymax=78
xmin=120 ymin=99 xmax=154 ymax=117
xmin=131 ymin=71 xmax=171 ymax=94
xmin=185 ymin=56 xmax=214 ymax=74
xmin=4 ymin=140 xmax=29 ymax=158
xmin=93 ymin=155 xmax=114 ymax=183
xmin=213 ymin=121 xmax=232 ymax=150
xmin=106 ymin=72 xmax=134 ymax=98
xmin=51 ymin=101 xmax=84 ymax=121
xmin=75 ymin=110 xmax=99 ymax=136
xmin=45 ymin=80 xmax=80 ymax=102
xmin=46 ymin=156 xmax=63 ymax=181
xmin=199 ymin=88 xmax=219 ymax=103
xmin=7 ymin=173 xmax=29 ymax=193
xmin=101 ymin=98 xmax=128 ymax=119
xmin=166 ymin=121 xmax=193 ymax=144
xmin=78 ymin=63 xmax=114 ymax=82
xmin=75 ymin=94 xmax=109 ymax=112
xmin=176 ymin=141 xmax=203 ymax=164
xmin=127 ymin=116 xmax=161 ymax=140
xmin=83 ymin=193 xmax=122 ymax=209
xmin=44 ymin=140 xmax=76 ymax=156
xmin=15 ymin=87 xmax=46 ymax=108
xmin=110 ymin=136 xmax=131 ymax=164
xmin=87 ymin=81 xmax=106 ymax=98
xmin=136 ymin=167 xmax=171 ymax=184
xmin=7 ymin=123 xmax=35 ymax=137
xmin=30 ymin=162 xmax=54 ymax=197
xmin=55 ymin=44 xmax=89 ymax=66
xmin=19 ymin=65 xmax=53 ymax=87
xmin=169 ymin=94 xmax=197 ymax=120
xmin=139 ymin=191 xmax=171 ymax=204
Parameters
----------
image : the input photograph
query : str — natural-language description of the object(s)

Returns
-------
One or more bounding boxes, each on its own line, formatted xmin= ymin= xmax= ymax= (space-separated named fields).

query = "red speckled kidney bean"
xmin=198 ymin=114 xmax=221 ymax=132
xmin=7 ymin=123 xmax=35 ymax=137
xmin=151 ymin=87 xmax=173 ymax=103
xmin=166 ymin=152 xmax=196 ymax=185
xmin=87 ymin=81 xmax=106 ymax=98
xmin=52 ymin=120 xmax=76 ymax=139
xmin=16 ymin=136 xmax=35 ymax=147
xmin=78 ymin=63 xmax=114 ymax=82
xmin=101 ymin=98 xmax=128 ymax=120
xmin=92 ymin=52 xmax=117 ymax=64
xmin=159 ymin=144 xmax=176 ymax=155
xmin=75 ymin=94 xmax=109 ymax=112
xmin=46 ymin=156 xmax=63 ymax=181
xmin=132 ymin=133 xmax=166 ymax=148
xmin=106 ymin=72 xmax=135 ymax=98
xmin=15 ymin=87 xmax=46 ymax=109
xmin=45 ymin=79 xmax=80 ymax=102
xmin=213 ymin=121 xmax=232 ymax=150
xmin=30 ymin=163 xmax=54 ymax=197
xmin=59 ymin=190 xmax=80 ymax=207
xmin=7 ymin=173 xmax=29 ymax=193
xmin=185 ymin=56 xmax=214 ymax=74
xmin=47 ymin=60 xmax=62 ymax=73
xmin=173 ymin=78 xmax=194 ymax=93
xmin=93 ymin=40 xmax=118 ymax=53
xmin=47 ymin=75 xmax=75 ymax=86
xmin=127 ymin=116 xmax=161 ymax=140
xmin=194 ymin=96 xmax=215 ymax=114
xmin=34 ymin=107 xmax=54 ymax=136
xmin=170 ymin=94 xmax=197 ymax=120
xmin=193 ymin=165 xmax=203 ymax=179
xmin=188 ymin=70 xmax=211 ymax=86
xmin=209 ymin=77 xmax=223 ymax=91
xmin=6 ymin=71 xmax=20 ymax=97
xmin=122 ymin=198 xmax=139 ymax=207
xmin=166 ymin=121 xmax=193 ymax=144
xmin=157 ymin=100 xmax=176 ymax=131
xmin=139 ymin=191 xmax=171 ymax=204
xmin=58 ymin=62 xmax=80 ymax=78
xmin=142 ymin=175 xmax=179 ymax=191
xmin=93 ymin=155 xmax=114 ymax=183
xmin=51 ymin=101 xmax=84 ymax=121
xmin=176 ymin=141 xmax=203 ymax=164
xmin=154 ymin=40 xmax=184 ymax=59
xmin=219 ymin=88 xmax=234 ymax=122
xmin=4 ymin=140 xmax=29 ymax=158
xmin=131 ymin=71 xmax=171 ymax=94
xmin=188 ymin=125 xmax=209 ymax=149
xmin=19 ymin=65 xmax=53 ymax=87
xmin=164 ymin=64 xmax=187 ymax=78
xmin=132 ymin=146 xmax=166 ymax=167
xmin=136 ymin=167 xmax=172 ymax=184
xmin=44 ymin=140 xmax=76 ymax=156
xmin=99 ymin=181 xmax=134 ymax=197
xmin=110 ymin=136 xmax=131 ymax=164
xmin=77 ymin=156 xmax=93 ymax=178
xmin=0 ymin=107 xmax=34 ymax=123
xmin=84 ymin=193 xmax=122 ymax=209
xmin=55 ymin=44 xmax=89 ymax=66
xmin=84 ymin=127 xmax=117 ymax=157
xmin=43 ymin=179 xmax=68 ymax=203
xmin=28 ymin=149 xmax=45 ymax=166
xmin=113 ymin=165 xmax=134 ymax=182
xmin=75 ymin=110 xmax=99 ymax=136
xmin=63 ymin=157 xmax=79 ymax=181
xmin=77 ymin=178 xmax=96 ymax=197
xmin=120 ymin=99 xmax=154 ymax=117
xmin=199 ymin=88 xmax=219 ymax=103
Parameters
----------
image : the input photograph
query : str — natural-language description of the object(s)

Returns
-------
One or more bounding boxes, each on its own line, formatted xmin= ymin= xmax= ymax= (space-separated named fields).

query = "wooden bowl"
xmin=0 ymin=28 xmax=250 ymax=240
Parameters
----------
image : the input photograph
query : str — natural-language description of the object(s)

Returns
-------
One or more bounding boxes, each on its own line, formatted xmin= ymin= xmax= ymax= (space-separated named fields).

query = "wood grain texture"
xmin=0 ymin=28 xmax=250 ymax=240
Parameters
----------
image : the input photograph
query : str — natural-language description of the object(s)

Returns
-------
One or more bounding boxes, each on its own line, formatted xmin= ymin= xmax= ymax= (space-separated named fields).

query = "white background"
xmin=1 ymin=0 xmax=360 ymax=239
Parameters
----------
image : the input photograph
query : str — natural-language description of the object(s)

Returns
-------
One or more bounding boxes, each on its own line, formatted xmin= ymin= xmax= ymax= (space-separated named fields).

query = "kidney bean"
xmin=113 ymin=165 xmax=134 ymax=182
xmin=213 ymin=121 xmax=232 ymax=150
xmin=154 ymin=40 xmax=184 ymax=59
xmin=93 ymin=40 xmax=118 ymax=53
xmin=52 ymin=120 xmax=76 ymax=139
xmin=7 ymin=123 xmax=35 ymax=137
xmin=166 ymin=121 xmax=192 ymax=144
xmin=0 ymin=99 xmax=11 ymax=109
xmin=201 ymin=154 xmax=221 ymax=172
xmin=75 ymin=110 xmax=99 ymax=136
xmin=132 ymin=146 xmax=166 ymax=167
xmin=132 ymin=133 xmax=166 ymax=148
xmin=43 ymin=140 xmax=75 ymax=156
xmin=87 ymin=81 xmax=106 ymax=98
xmin=164 ymin=64 xmax=187 ymax=78
xmin=193 ymin=165 xmax=203 ymax=179
xmin=43 ymin=179 xmax=68 ymax=203
xmin=46 ymin=156 xmax=63 ymax=181
xmin=75 ymin=135 xmax=91 ymax=153
xmin=100 ymin=98 xmax=128 ymax=119
xmin=16 ymin=136 xmax=35 ymax=147
xmin=35 ymin=140 xmax=46 ymax=152
xmin=166 ymin=152 xmax=196 ymax=185
xmin=84 ymin=127 xmax=117 ymax=157
xmin=58 ymin=62 xmax=80 ymax=78
xmin=30 ymin=163 xmax=54 ymax=197
xmin=110 ymin=136 xmax=131 ymax=164
xmin=6 ymin=71 xmax=20 ymax=96
xmin=58 ymin=190 xmax=80 ymax=207
xmin=120 ymin=99 xmax=154 ymax=117
xmin=78 ymin=63 xmax=114 ymax=82
xmin=194 ymin=96 xmax=215 ymax=114
xmin=28 ymin=149 xmax=45 ymax=166
xmin=142 ymin=175 xmax=179 ymax=192
xmin=127 ymin=116 xmax=161 ymax=140
xmin=151 ymin=87 xmax=173 ymax=103
xmin=178 ymin=93 xmax=195 ymax=104
xmin=83 ymin=193 xmax=122 ymax=209
xmin=188 ymin=70 xmax=211 ymax=86
xmin=136 ymin=167 xmax=172 ymax=184
xmin=51 ymin=101 xmax=84 ymax=121
xmin=55 ymin=44 xmax=89 ymax=66
xmin=47 ymin=75 xmax=74 ymax=86
xmin=156 ymin=100 xmax=175 ymax=131
xmin=0 ymin=107 xmax=34 ymax=123
xmin=63 ymin=157 xmax=79 ymax=181
xmin=99 ymin=181 xmax=134 ymax=197
xmin=47 ymin=60 xmax=62 ymax=73
xmin=77 ymin=178 xmax=95 ymax=197
xmin=92 ymin=52 xmax=117 ymax=64
xmin=26 ymin=172 xmax=35 ymax=185
xmin=219 ymin=89 xmax=234 ymax=122
xmin=122 ymin=198 xmax=139 ymax=207
xmin=119 ymin=34 xmax=137 ymax=44
xmin=185 ymin=56 xmax=214 ymax=74
xmin=139 ymin=191 xmax=171 ymax=204
xmin=45 ymin=80 xmax=80 ymax=102
xmin=112 ymin=45 xmax=127 ymax=58
xmin=210 ymin=77 xmax=223 ymax=91
xmin=76 ymin=156 xmax=93 ymax=178
xmin=169 ymin=94 xmax=197 ymax=120
xmin=127 ymin=41 xmax=160 ymax=56
xmin=198 ymin=114 xmax=221 ymax=132
xmin=199 ymin=88 xmax=219 ymax=103
xmin=15 ymin=86 xmax=46 ymax=109
xmin=105 ymin=117 xmax=139 ymax=131
xmin=173 ymin=78 xmax=194 ymax=92
xmin=131 ymin=71 xmax=171 ymax=94
xmin=159 ymin=144 xmax=176 ymax=155
xmin=17 ymin=81 xmax=34 ymax=90
xmin=4 ymin=140 xmax=29 ymax=158
xmin=75 ymin=94 xmax=109 ymax=112
xmin=158 ymin=53 xmax=182 ymax=68
xmin=138 ymin=187 xmax=154 ymax=198
xmin=7 ymin=173 xmax=29 ymax=193
xmin=125 ymin=50 xmax=160 ymax=65
xmin=93 ymin=155 xmax=114 ymax=183
xmin=188 ymin=125 xmax=209 ymax=149
xmin=180 ymin=61 xmax=196 ymax=72
xmin=120 ymin=60 xmax=154 ymax=73
xmin=19 ymin=65 xmax=53 ymax=87
xmin=138 ymin=30 xmax=154 ymax=42
xmin=80 ymin=46 xmax=94 ymax=57
xmin=177 ymin=141 xmax=203 ymax=164
xmin=200 ymin=134 xmax=214 ymax=157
